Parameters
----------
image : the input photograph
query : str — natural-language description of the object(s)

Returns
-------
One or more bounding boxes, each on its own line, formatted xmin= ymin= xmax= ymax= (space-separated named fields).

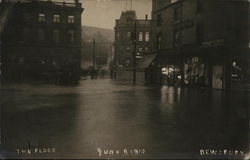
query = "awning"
xmin=136 ymin=54 xmax=157 ymax=69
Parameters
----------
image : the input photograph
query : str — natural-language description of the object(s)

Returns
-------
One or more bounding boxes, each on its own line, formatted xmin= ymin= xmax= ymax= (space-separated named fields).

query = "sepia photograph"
xmin=0 ymin=0 xmax=249 ymax=159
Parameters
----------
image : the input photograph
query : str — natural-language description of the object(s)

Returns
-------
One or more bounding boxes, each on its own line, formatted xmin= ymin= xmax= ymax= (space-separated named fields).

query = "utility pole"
xmin=130 ymin=0 xmax=132 ymax=10
xmin=133 ymin=21 xmax=137 ymax=85
xmin=93 ymin=39 xmax=96 ymax=69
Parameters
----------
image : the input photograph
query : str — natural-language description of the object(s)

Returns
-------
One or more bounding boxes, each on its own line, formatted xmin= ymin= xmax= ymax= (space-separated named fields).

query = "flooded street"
xmin=0 ymin=79 xmax=249 ymax=159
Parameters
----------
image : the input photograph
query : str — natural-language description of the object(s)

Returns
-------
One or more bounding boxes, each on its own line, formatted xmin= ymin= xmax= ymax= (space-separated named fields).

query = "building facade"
xmin=0 ymin=0 xmax=84 ymax=84
xmin=151 ymin=0 xmax=249 ymax=89
xmin=114 ymin=10 xmax=153 ymax=71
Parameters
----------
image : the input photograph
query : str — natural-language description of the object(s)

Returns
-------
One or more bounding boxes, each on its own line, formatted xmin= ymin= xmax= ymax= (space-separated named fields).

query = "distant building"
xmin=0 ymin=0 xmax=84 ymax=84
xmin=114 ymin=10 xmax=153 ymax=70
xmin=151 ymin=0 xmax=249 ymax=89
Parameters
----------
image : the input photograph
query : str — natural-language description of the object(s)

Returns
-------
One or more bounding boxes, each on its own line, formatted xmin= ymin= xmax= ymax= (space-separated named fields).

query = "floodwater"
xmin=0 ymin=79 xmax=249 ymax=159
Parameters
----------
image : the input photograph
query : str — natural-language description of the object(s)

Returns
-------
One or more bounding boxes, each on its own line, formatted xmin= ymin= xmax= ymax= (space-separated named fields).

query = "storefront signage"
xmin=201 ymin=39 xmax=225 ymax=48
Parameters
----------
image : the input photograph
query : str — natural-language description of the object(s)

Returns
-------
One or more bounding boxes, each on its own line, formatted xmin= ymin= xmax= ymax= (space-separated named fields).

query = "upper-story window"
xmin=38 ymin=13 xmax=46 ymax=23
xmin=196 ymin=24 xmax=204 ymax=45
xmin=53 ymin=29 xmax=60 ymax=43
xmin=145 ymin=32 xmax=150 ymax=42
xmin=67 ymin=30 xmax=75 ymax=43
xmin=53 ymin=15 xmax=60 ymax=23
xmin=157 ymin=14 xmax=162 ymax=26
xmin=171 ymin=0 xmax=179 ymax=3
xmin=38 ymin=29 xmax=45 ymax=41
xmin=68 ymin=16 xmax=75 ymax=24
xmin=174 ymin=31 xmax=181 ymax=47
xmin=173 ymin=6 xmax=181 ymax=22
xmin=127 ymin=32 xmax=131 ymax=40
xmin=157 ymin=33 xmax=162 ymax=50
xmin=117 ymin=32 xmax=120 ymax=39
xmin=196 ymin=0 xmax=203 ymax=13
xmin=139 ymin=32 xmax=143 ymax=41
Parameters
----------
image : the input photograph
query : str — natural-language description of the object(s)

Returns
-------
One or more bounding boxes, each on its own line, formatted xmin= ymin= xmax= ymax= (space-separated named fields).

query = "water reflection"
xmin=0 ymin=79 xmax=248 ymax=159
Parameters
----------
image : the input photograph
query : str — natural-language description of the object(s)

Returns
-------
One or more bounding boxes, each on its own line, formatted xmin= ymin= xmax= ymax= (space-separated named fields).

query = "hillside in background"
xmin=81 ymin=26 xmax=114 ymax=69
xmin=82 ymin=25 xmax=114 ymax=43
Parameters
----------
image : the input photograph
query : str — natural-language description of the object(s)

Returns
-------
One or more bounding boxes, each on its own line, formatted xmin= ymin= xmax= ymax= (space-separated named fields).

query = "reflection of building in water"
xmin=0 ymin=0 xmax=84 ymax=84
xmin=151 ymin=0 xmax=250 ymax=89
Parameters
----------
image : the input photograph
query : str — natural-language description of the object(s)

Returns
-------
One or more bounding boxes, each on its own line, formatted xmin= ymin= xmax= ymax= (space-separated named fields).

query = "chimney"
xmin=145 ymin=14 xmax=148 ymax=20
xmin=75 ymin=0 xmax=79 ymax=3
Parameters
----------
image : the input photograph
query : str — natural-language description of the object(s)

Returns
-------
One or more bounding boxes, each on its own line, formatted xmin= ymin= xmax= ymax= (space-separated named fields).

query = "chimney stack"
xmin=145 ymin=14 xmax=148 ymax=20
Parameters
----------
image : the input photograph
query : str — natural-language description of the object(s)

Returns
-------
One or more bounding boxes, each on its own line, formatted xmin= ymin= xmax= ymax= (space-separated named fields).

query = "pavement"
xmin=0 ymin=79 xmax=249 ymax=159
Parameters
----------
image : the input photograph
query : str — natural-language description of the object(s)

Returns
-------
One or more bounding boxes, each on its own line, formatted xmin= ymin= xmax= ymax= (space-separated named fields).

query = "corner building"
xmin=0 ymin=0 xmax=84 ymax=84
xmin=152 ymin=0 xmax=249 ymax=89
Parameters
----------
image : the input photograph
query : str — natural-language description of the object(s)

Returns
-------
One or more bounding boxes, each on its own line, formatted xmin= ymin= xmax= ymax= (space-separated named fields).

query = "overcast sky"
xmin=0 ymin=0 xmax=152 ymax=29
xmin=82 ymin=0 xmax=152 ymax=29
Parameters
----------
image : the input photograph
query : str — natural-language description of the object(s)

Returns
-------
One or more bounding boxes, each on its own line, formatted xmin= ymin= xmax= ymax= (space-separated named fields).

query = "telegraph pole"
xmin=133 ymin=21 xmax=137 ymax=85
xmin=93 ymin=39 xmax=96 ymax=69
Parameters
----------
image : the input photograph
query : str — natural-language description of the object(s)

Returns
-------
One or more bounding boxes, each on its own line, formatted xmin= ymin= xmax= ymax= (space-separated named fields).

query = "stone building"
xmin=151 ymin=0 xmax=249 ymax=89
xmin=114 ymin=10 xmax=153 ymax=70
xmin=0 ymin=0 xmax=84 ymax=84
xmin=113 ymin=10 xmax=155 ymax=83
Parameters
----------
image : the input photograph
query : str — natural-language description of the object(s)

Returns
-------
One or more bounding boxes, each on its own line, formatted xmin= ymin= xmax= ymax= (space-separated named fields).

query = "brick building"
xmin=0 ymin=0 xmax=84 ymax=84
xmin=151 ymin=0 xmax=249 ymax=89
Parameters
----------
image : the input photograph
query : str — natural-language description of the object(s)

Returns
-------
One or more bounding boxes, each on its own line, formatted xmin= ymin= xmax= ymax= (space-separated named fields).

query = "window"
xmin=38 ymin=13 xmax=46 ymax=22
xmin=38 ymin=29 xmax=45 ymax=41
xmin=53 ymin=29 xmax=60 ymax=43
xmin=145 ymin=32 xmax=150 ymax=41
xmin=68 ymin=16 xmax=75 ymax=24
xmin=139 ymin=32 xmax=143 ymax=41
xmin=157 ymin=33 xmax=162 ymax=50
xmin=138 ymin=48 xmax=143 ymax=52
xmin=126 ymin=46 xmax=131 ymax=51
xmin=174 ymin=31 xmax=181 ymax=47
xmin=196 ymin=24 xmax=204 ymax=45
xmin=171 ymin=0 xmax=179 ymax=3
xmin=22 ymin=28 xmax=30 ymax=41
xmin=197 ymin=0 xmax=203 ymax=13
xmin=53 ymin=15 xmax=60 ymax=23
xmin=127 ymin=32 xmax=131 ymax=40
xmin=117 ymin=32 xmax=120 ymax=39
xmin=67 ymin=30 xmax=75 ymax=43
xmin=23 ymin=13 xmax=31 ymax=22
xmin=145 ymin=47 xmax=149 ymax=52
xmin=173 ymin=6 xmax=181 ymax=22
xmin=157 ymin=14 xmax=162 ymax=26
